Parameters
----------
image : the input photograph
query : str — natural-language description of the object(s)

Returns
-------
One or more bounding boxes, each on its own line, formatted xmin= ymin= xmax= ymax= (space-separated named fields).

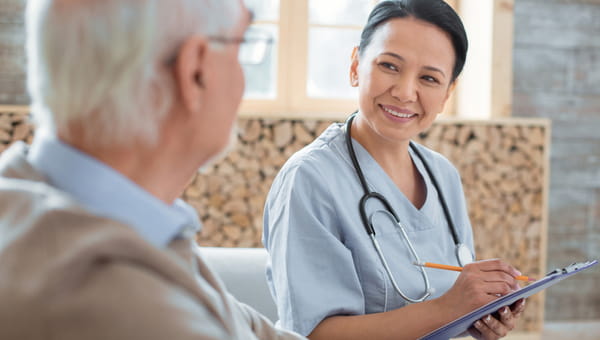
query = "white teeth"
xmin=382 ymin=106 xmax=415 ymax=118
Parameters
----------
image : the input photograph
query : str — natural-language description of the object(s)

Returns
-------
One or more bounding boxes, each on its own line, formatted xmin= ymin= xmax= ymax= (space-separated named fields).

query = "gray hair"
xmin=26 ymin=0 xmax=242 ymax=146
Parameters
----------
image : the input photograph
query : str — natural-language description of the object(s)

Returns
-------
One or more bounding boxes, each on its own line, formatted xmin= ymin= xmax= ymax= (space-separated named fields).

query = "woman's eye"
xmin=379 ymin=62 xmax=398 ymax=71
xmin=422 ymin=75 xmax=439 ymax=84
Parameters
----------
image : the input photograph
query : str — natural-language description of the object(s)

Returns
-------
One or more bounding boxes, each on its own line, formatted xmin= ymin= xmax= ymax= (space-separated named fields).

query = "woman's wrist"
xmin=427 ymin=295 xmax=459 ymax=324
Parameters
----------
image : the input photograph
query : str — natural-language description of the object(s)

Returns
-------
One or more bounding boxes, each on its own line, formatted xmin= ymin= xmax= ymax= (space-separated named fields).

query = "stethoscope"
xmin=345 ymin=113 xmax=473 ymax=303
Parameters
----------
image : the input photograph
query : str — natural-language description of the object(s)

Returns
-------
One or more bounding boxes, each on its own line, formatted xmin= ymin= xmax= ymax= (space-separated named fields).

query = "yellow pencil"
xmin=413 ymin=261 xmax=535 ymax=282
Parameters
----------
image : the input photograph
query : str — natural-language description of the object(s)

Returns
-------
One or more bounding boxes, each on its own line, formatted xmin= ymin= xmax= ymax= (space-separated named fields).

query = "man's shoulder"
xmin=0 ymin=173 xmax=78 ymax=211
xmin=0 ymin=173 xmax=110 ymax=251
xmin=0 ymin=187 xmax=231 ymax=339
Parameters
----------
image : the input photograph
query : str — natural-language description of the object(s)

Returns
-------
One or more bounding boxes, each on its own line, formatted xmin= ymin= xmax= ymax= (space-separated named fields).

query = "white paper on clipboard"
xmin=419 ymin=260 xmax=598 ymax=340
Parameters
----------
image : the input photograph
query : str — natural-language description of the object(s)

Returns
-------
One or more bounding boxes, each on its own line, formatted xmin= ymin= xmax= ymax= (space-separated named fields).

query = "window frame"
xmin=239 ymin=0 xmax=514 ymax=120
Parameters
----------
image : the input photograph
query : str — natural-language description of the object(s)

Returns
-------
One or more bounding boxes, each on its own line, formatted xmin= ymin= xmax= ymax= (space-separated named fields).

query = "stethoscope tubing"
xmin=407 ymin=138 xmax=460 ymax=245
xmin=345 ymin=113 xmax=459 ymax=242
xmin=344 ymin=113 xmax=467 ymax=303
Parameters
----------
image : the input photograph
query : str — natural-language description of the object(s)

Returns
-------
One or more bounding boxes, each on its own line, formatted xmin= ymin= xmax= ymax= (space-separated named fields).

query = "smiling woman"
xmin=350 ymin=17 xmax=458 ymax=150
xmin=262 ymin=1 xmax=527 ymax=340
xmin=240 ymin=0 xmax=464 ymax=117
xmin=239 ymin=0 xmax=513 ymax=120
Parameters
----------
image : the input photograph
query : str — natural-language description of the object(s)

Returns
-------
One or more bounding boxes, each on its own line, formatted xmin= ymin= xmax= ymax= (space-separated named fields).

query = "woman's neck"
xmin=350 ymin=115 xmax=412 ymax=173
xmin=350 ymin=115 xmax=426 ymax=209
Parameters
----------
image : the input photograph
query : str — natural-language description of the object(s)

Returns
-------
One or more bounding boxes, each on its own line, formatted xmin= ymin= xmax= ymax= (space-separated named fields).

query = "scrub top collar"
xmin=339 ymin=123 xmax=441 ymax=229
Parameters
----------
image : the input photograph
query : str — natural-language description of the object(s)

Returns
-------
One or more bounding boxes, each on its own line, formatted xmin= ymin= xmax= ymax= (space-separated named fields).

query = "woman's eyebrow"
xmin=423 ymin=66 xmax=446 ymax=79
xmin=381 ymin=52 xmax=447 ymax=79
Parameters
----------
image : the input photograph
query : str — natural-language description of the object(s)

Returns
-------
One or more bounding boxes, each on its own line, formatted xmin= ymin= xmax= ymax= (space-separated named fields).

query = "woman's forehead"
xmin=373 ymin=17 xmax=451 ymax=48
xmin=364 ymin=18 xmax=455 ymax=69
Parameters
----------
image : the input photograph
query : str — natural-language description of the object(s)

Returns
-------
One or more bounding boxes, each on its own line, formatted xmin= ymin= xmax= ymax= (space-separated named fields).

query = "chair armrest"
xmin=198 ymin=246 xmax=278 ymax=322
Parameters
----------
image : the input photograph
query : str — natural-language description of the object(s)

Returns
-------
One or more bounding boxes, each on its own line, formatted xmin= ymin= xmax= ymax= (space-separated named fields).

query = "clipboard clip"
xmin=546 ymin=260 xmax=596 ymax=276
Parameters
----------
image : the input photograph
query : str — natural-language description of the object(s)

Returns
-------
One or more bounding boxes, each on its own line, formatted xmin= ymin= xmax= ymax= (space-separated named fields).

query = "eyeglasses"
xmin=208 ymin=28 xmax=273 ymax=65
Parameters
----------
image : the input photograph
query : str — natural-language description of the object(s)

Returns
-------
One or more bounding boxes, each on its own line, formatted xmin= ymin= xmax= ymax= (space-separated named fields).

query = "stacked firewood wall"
xmin=414 ymin=121 xmax=548 ymax=332
xmin=184 ymin=119 xmax=333 ymax=247
xmin=186 ymin=118 xmax=549 ymax=332
xmin=0 ymin=111 xmax=34 ymax=150
xmin=0 ymin=109 xmax=549 ymax=332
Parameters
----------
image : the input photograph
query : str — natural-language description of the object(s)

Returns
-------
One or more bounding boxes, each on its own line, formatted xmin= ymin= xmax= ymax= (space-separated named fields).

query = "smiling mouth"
xmin=380 ymin=105 xmax=417 ymax=118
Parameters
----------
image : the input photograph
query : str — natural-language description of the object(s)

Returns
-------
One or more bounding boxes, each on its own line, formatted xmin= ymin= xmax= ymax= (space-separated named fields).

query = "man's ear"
xmin=349 ymin=46 xmax=359 ymax=87
xmin=175 ymin=36 xmax=208 ymax=114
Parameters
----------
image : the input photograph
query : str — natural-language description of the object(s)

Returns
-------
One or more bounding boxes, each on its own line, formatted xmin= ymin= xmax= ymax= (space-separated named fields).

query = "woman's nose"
xmin=390 ymin=75 xmax=418 ymax=103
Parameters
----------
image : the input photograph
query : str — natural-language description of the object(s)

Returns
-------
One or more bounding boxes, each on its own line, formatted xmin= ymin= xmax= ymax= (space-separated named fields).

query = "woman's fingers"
xmin=459 ymin=267 xmax=528 ymax=340
xmin=472 ymin=316 xmax=502 ymax=340
xmin=467 ymin=259 xmax=522 ymax=278
xmin=499 ymin=306 xmax=516 ymax=327
xmin=470 ymin=302 xmax=527 ymax=340
xmin=483 ymin=281 xmax=515 ymax=297
xmin=463 ymin=259 xmax=522 ymax=291
xmin=511 ymin=298 xmax=527 ymax=316
xmin=481 ymin=272 xmax=519 ymax=291
xmin=445 ymin=259 xmax=525 ymax=316
xmin=473 ymin=311 xmax=512 ymax=340
xmin=482 ymin=271 xmax=516 ymax=283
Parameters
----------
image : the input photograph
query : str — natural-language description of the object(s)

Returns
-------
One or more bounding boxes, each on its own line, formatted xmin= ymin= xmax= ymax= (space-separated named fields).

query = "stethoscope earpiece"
xmin=456 ymin=243 xmax=474 ymax=266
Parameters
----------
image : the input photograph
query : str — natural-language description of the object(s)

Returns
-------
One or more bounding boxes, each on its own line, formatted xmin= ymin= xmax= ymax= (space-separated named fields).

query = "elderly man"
xmin=0 ymin=0 xmax=304 ymax=339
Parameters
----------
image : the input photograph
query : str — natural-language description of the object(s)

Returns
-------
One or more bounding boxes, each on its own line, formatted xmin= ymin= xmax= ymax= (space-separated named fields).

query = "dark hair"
xmin=358 ymin=0 xmax=468 ymax=82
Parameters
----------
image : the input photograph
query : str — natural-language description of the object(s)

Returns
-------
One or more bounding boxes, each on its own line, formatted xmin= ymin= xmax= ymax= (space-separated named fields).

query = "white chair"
xmin=199 ymin=247 xmax=278 ymax=322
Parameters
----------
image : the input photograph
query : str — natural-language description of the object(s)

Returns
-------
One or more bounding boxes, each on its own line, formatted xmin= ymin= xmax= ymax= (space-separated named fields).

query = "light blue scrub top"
xmin=263 ymin=122 xmax=475 ymax=336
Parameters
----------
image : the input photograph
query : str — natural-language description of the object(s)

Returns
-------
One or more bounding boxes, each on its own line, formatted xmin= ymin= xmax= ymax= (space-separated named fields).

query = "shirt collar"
xmin=26 ymin=132 xmax=201 ymax=247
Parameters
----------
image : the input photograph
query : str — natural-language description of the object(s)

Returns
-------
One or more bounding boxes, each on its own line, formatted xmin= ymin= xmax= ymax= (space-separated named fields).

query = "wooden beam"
xmin=491 ymin=0 xmax=515 ymax=118
xmin=0 ymin=105 xmax=29 ymax=114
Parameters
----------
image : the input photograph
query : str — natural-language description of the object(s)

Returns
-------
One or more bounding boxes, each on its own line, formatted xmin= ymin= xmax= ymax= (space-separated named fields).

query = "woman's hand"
xmin=468 ymin=299 xmax=527 ymax=339
xmin=434 ymin=259 xmax=527 ymax=339
xmin=439 ymin=259 xmax=522 ymax=315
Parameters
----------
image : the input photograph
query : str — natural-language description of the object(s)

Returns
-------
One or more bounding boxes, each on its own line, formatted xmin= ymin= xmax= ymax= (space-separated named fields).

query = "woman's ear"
xmin=175 ymin=36 xmax=208 ymax=114
xmin=445 ymin=79 xmax=458 ymax=102
xmin=349 ymin=46 xmax=360 ymax=87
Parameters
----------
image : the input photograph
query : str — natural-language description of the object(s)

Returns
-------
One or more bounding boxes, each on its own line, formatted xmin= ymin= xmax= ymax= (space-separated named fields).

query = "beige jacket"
xmin=0 ymin=142 xmax=305 ymax=340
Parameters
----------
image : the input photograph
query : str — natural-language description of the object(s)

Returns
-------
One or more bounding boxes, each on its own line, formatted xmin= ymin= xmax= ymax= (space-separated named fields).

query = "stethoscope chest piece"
xmin=344 ymin=113 xmax=471 ymax=303
xmin=456 ymin=243 xmax=474 ymax=267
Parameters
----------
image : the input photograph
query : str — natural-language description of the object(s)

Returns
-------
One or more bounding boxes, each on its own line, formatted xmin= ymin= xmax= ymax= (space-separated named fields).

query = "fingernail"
xmin=502 ymin=307 xmax=509 ymax=314
xmin=485 ymin=315 xmax=491 ymax=322
xmin=475 ymin=321 xmax=483 ymax=328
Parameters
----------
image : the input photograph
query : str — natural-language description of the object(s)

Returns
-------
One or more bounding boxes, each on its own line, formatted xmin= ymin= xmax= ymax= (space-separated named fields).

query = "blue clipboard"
xmin=420 ymin=260 xmax=598 ymax=340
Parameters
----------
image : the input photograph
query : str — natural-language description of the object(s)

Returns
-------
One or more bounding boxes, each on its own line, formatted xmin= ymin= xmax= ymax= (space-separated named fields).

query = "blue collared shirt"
xmin=27 ymin=133 xmax=201 ymax=248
